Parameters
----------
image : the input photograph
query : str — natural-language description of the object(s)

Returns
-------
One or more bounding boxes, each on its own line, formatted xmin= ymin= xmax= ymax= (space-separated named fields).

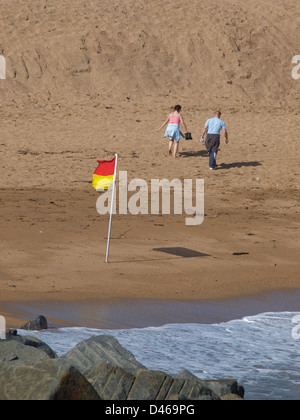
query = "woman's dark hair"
xmin=174 ymin=105 xmax=182 ymax=112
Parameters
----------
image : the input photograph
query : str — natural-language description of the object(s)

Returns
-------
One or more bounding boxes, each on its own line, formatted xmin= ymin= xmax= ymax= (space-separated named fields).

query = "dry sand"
xmin=0 ymin=0 xmax=299 ymax=327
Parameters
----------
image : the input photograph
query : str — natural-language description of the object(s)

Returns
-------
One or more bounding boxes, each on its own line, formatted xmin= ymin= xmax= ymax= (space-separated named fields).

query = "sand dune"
xmin=0 ymin=0 xmax=299 ymax=327
xmin=1 ymin=0 xmax=299 ymax=110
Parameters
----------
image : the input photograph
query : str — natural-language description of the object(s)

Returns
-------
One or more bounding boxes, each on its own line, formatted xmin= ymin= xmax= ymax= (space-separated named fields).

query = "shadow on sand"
xmin=179 ymin=150 xmax=262 ymax=170
xmin=179 ymin=150 xmax=208 ymax=158
xmin=218 ymin=161 xmax=262 ymax=169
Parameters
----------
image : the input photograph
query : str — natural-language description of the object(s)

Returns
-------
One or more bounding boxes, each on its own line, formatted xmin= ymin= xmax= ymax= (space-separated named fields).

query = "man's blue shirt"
xmin=206 ymin=117 xmax=227 ymax=135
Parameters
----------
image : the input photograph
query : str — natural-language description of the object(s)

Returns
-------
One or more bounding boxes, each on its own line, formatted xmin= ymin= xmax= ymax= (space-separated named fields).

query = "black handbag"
xmin=185 ymin=132 xmax=192 ymax=140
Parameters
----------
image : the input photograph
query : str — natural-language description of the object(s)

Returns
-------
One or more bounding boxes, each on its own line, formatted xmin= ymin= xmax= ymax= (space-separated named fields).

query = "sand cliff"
xmin=0 ymin=0 xmax=299 ymax=326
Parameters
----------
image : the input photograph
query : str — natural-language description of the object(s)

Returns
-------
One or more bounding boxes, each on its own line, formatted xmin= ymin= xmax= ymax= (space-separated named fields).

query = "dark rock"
xmin=88 ymin=361 xmax=135 ymax=400
xmin=189 ymin=379 xmax=244 ymax=399
xmin=0 ymin=341 xmax=50 ymax=364
xmin=0 ymin=359 xmax=101 ymax=400
xmin=63 ymin=335 xmax=243 ymax=400
xmin=238 ymin=384 xmax=245 ymax=398
xmin=168 ymin=394 xmax=190 ymax=400
xmin=0 ymin=333 xmax=245 ymax=400
xmin=174 ymin=370 xmax=244 ymax=399
xmin=177 ymin=378 xmax=220 ymax=400
xmin=195 ymin=395 xmax=220 ymax=400
xmin=83 ymin=359 xmax=222 ymax=401
xmin=62 ymin=335 xmax=146 ymax=376
xmin=20 ymin=315 xmax=48 ymax=331
xmin=127 ymin=370 xmax=220 ymax=401
xmin=5 ymin=332 xmax=57 ymax=359
xmin=221 ymin=393 xmax=244 ymax=400
xmin=128 ymin=369 xmax=173 ymax=400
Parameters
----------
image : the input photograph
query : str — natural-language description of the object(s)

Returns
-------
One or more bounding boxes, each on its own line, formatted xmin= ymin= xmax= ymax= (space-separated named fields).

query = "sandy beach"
xmin=0 ymin=0 xmax=299 ymax=328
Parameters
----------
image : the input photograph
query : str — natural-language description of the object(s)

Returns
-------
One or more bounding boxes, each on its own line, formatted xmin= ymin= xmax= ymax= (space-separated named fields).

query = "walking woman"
xmin=157 ymin=105 xmax=189 ymax=158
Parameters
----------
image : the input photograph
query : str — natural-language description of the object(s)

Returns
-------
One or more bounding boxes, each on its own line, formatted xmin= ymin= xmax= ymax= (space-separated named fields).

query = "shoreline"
xmin=2 ymin=288 xmax=300 ymax=330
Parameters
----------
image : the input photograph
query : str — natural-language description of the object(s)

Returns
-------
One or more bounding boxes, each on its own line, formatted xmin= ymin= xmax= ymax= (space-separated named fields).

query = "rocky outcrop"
xmin=5 ymin=329 xmax=57 ymax=359
xmin=0 ymin=332 xmax=245 ymax=400
xmin=0 ymin=340 xmax=51 ymax=364
xmin=0 ymin=358 xmax=100 ymax=400
xmin=61 ymin=335 xmax=146 ymax=376
xmin=127 ymin=369 xmax=220 ymax=400
xmin=19 ymin=315 xmax=48 ymax=331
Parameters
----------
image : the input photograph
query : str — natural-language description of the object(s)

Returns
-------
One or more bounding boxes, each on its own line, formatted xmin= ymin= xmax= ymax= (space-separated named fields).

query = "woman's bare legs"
xmin=168 ymin=140 xmax=173 ymax=155
xmin=173 ymin=141 xmax=179 ymax=158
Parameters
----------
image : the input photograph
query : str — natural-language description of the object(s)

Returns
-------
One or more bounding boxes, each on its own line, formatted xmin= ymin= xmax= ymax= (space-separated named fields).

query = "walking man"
xmin=200 ymin=111 xmax=229 ymax=170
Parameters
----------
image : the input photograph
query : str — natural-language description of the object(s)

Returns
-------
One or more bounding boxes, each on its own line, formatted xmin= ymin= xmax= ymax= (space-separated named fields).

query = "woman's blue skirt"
xmin=164 ymin=124 xmax=184 ymax=143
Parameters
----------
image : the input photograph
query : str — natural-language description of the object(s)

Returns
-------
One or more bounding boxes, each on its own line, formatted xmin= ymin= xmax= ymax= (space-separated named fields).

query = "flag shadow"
xmin=110 ymin=247 xmax=210 ymax=263
xmin=153 ymin=247 xmax=211 ymax=258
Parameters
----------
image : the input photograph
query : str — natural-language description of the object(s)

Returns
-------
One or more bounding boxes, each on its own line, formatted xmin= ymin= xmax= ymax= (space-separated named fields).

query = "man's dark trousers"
xmin=205 ymin=134 xmax=220 ymax=168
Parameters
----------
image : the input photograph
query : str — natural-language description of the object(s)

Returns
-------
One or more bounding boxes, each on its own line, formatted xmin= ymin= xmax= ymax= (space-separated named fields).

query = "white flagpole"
xmin=106 ymin=154 xmax=118 ymax=263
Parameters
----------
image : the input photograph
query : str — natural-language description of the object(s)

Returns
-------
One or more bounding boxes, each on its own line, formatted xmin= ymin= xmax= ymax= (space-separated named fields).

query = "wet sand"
xmin=2 ymin=289 xmax=300 ymax=330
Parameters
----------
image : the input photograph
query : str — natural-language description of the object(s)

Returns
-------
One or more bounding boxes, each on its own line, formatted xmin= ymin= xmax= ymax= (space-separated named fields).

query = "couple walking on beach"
xmin=157 ymin=106 xmax=229 ymax=169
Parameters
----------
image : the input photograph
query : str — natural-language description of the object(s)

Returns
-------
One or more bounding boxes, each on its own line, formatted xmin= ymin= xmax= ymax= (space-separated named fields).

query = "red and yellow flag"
xmin=92 ymin=156 xmax=116 ymax=190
